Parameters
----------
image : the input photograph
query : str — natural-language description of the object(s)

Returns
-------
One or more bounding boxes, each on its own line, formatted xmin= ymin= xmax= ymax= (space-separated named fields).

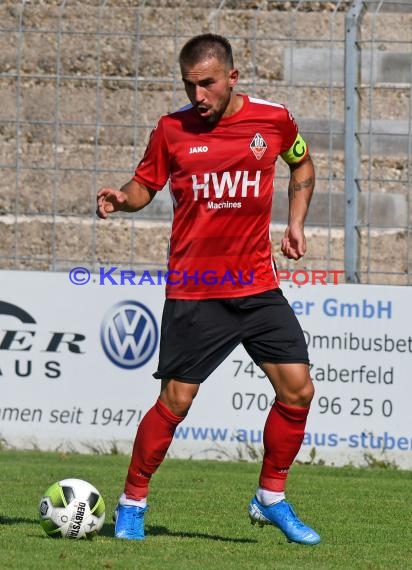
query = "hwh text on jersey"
xmin=192 ymin=171 xmax=261 ymax=200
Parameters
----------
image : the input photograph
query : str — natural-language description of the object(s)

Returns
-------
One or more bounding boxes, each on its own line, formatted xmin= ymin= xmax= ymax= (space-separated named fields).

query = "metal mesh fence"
xmin=0 ymin=0 xmax=411 ymax=283
xmin=345 ymin=0 xmax=412 ymax=284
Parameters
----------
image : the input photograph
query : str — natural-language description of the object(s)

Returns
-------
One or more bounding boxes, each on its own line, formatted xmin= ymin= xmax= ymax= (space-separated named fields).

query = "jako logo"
xmin=189 ymin=145 xmax=208 ymax=154
xmin=100 ymin=301 xmax=158 ymax=369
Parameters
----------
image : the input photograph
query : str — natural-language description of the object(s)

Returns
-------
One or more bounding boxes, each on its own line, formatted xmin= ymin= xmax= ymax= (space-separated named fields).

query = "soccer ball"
xmin=39 ymin=478 xmax=105 ymax=539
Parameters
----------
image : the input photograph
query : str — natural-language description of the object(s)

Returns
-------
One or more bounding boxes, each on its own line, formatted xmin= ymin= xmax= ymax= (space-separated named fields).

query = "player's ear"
xmin=229 ymin=68 xmax=239 ymax=87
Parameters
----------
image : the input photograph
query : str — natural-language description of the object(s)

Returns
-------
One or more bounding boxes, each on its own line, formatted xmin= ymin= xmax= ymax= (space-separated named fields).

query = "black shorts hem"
xmin=255 ymin=358 xmax=310 ymax=366
xmin=152 ymin=371 xmax=205 ymax=384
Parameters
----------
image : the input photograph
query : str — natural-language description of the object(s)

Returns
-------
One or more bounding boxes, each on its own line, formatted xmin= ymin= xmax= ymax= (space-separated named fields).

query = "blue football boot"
xmin=114 ymin=504 xmax=148 ymax=540
xmin=248 ymin=496 xmax=320 ymax=545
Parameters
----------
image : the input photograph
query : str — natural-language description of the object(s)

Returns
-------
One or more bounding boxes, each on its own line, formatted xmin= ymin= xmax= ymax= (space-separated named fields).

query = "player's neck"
xmin=222 ymin=93 xmax=244 ymax=119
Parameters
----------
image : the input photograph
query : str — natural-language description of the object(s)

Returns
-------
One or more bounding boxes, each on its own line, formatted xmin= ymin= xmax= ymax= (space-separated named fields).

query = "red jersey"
xmin=134 ymin=94 xmax=308 ymax=300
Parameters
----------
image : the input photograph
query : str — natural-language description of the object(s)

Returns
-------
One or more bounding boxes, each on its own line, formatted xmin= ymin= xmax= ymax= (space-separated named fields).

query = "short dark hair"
xmin=179 ymin=33 xmax=234 ymax=70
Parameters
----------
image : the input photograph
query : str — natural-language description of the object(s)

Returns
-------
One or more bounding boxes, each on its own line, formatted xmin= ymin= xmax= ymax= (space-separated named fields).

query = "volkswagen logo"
xmin=100 ymin=301 xmax=158 ymax=369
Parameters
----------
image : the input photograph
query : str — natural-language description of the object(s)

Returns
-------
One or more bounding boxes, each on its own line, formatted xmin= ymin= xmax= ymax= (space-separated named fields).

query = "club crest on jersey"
xmin=250 ymin=133 xmax=267 ymax=160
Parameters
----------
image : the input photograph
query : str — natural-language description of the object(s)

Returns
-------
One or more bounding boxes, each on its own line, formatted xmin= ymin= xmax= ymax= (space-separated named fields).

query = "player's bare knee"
xmin=174 ymin=392 xmax=197 ymax=415
xmin=284 ymin=377 xmax=314 ymax=407
xmin=160 ymin=379 xmax=199 ymax=416
xmin=160 ymin=393 xmax=194 ymax=416
xmin=299 ymin=378 xmax=315 ymax=406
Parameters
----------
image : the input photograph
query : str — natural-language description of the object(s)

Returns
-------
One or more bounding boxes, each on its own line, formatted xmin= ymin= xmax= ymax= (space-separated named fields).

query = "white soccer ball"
xmin=39 ymin=478 xmax=106 ymax=539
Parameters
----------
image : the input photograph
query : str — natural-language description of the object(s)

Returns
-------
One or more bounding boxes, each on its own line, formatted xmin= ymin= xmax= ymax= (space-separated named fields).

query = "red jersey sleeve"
xmin=133 ymin=118 xmax=170 ymax=191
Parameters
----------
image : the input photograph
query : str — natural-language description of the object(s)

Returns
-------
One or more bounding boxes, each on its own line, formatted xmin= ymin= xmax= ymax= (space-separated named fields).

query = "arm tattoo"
xmin=288 ymin=176 xmax=314 ymax=200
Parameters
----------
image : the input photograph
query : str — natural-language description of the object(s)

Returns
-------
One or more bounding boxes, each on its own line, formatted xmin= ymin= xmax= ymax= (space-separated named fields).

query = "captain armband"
xmin=280 ymin=133 xmax=309 ymax=165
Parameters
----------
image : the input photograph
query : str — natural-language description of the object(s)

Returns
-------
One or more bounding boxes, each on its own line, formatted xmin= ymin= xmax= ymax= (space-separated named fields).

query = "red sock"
xmin=259 ymin=399 xmax=309 ymax=492
xmin=124 ymin=398 xmax=184 ymax=500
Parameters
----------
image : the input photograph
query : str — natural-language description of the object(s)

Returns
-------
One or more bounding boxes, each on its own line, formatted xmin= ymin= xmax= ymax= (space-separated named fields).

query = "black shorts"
xmin=153 ymin=288 xmax=309 ymax=384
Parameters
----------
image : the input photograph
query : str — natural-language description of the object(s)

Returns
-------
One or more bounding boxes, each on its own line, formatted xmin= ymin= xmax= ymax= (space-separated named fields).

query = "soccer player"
xmin=96 ymin=33 xmax=320 ymax=546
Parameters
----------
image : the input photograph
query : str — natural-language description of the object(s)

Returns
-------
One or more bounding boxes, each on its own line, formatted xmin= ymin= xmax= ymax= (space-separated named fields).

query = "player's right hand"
xmin=96 ymin=188 xmax=126 ymax=219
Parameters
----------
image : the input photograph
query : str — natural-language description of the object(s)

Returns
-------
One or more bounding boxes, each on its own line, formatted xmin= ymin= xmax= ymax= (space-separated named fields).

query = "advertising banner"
xmin=0 ymin=269 xmax=411 ymax=468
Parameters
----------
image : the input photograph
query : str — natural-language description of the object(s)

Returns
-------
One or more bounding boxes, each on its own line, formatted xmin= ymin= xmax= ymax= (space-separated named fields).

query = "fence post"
xmin=344 ymin=0 xmax=365 ymax=283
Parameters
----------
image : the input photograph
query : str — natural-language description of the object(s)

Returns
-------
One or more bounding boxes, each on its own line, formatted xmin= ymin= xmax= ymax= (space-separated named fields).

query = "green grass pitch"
xmin=0 ymin=449 xmax=411 ymax=569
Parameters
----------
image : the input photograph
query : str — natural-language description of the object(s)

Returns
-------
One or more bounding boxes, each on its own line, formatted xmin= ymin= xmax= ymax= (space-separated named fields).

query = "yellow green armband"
xmin=280 ymin=133 xmax=308 ymax=164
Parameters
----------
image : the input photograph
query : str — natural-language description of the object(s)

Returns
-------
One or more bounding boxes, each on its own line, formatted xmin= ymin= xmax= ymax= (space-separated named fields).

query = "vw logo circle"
xmin=100 ymin=300 xmax=158 ymax=369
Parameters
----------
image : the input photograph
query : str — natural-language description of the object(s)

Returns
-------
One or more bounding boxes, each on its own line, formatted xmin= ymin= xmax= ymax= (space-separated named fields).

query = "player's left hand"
xmin=281 ymin=224 xmax=306 ymax=260
xmin=96 ymin=187 xmax=127 ymax=219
